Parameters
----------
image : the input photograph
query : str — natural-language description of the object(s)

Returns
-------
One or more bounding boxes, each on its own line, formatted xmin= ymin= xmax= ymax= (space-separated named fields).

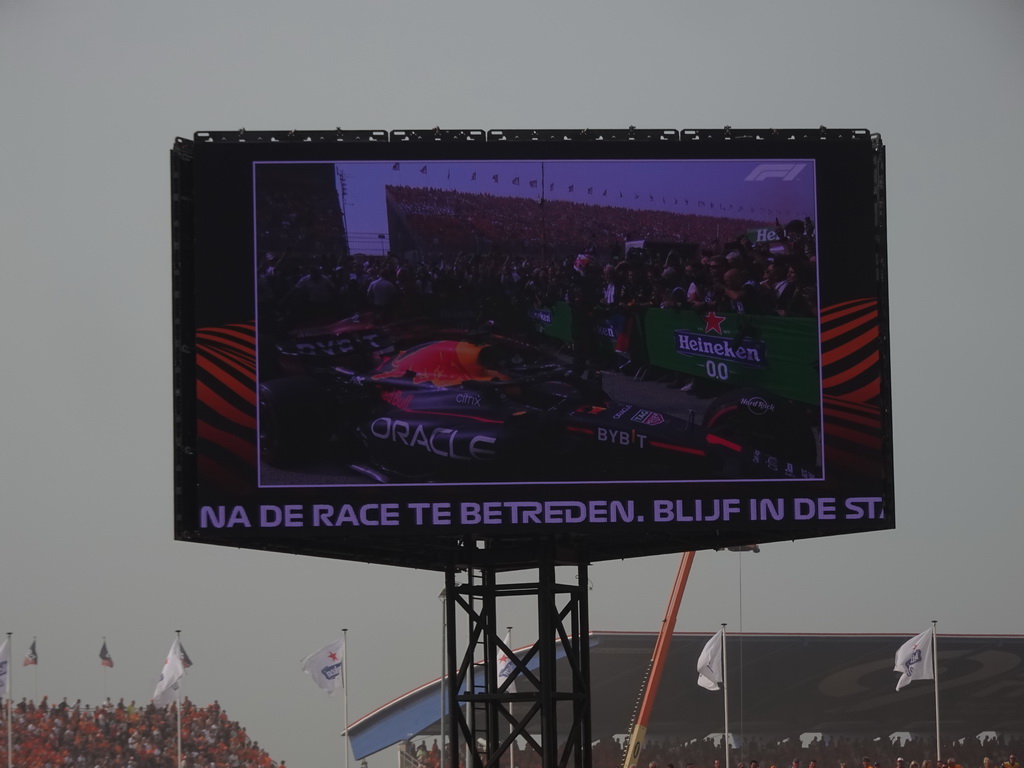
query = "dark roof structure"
xmin=348 ymin=632 xmax=1024 ymax=760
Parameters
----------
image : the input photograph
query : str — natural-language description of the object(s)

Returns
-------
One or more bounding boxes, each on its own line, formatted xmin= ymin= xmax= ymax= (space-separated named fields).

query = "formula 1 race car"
xmin=258 ymin=326 xmax=821 ymax=484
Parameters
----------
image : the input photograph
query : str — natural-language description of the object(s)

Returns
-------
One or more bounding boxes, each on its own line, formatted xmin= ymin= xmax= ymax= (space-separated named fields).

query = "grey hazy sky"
xmin=2 ymin=1 xmax=1022 ymax=766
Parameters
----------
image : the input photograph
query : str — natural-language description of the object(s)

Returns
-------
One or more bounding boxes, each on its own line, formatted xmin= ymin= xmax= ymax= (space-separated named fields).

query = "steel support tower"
xmin=443 ymin=556 xmax=592 ymax=768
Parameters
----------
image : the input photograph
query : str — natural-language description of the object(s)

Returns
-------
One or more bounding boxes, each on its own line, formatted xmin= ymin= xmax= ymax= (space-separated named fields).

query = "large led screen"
xmin=173 ymin=128 xmax=892 ymax=568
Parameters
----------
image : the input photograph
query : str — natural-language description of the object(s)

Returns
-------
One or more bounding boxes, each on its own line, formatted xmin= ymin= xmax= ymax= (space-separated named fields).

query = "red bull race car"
xmin=258 ymin=323 xmax=820 ymax=484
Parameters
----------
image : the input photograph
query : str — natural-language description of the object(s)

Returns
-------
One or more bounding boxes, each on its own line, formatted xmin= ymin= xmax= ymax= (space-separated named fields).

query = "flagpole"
xmin=31 ymin=636 xmax=38 ymax=701
xmin=722 ymin=624 xmax=730 ymax=768
xmin=7 ymin=632 xmax=13 ymax=768
xmin=507 ymin=626 xmax=514 ymax=768
xmin=439 ymin=588 xmax=447 ymax=768
xmin=102 ymin=636 xmax=108 ymax=703
xmin=343 ymin=628 xmax=350 ymax=768
xmin=932 ymin=621 xmax=941 ymax=764
xmin=176 ymin=630 xmax=182 ymax=768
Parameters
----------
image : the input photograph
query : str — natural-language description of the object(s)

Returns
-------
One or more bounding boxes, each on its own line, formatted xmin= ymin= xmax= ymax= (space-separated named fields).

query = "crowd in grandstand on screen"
xmin=255 ymin=175 xmax=820 ymax=397
xmin=0 ymin=697 xmax=283 ymax=768
xmin=379 ymin=185 xmax=791 ymax=260
xmin=257 ymin=188 xmax=818 ymax=326
xmin=400 ymin=734 xmax=1019 ymax=768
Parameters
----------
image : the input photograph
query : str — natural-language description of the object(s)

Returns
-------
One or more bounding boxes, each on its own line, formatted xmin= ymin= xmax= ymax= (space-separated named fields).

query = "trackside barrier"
xmin=528 ymin=302 xmax=819 ymax=405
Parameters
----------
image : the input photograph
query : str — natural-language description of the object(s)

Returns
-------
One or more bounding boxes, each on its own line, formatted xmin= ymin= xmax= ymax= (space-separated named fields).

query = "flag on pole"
xmin=179 ymin=642 xmax=193 ymax=669
xmin=0 ymin=637 xmax=10 ymax=699
xmin=697 ymin=629 xmax=724 ymax=691
xmin=153 ymin=638 xmax=187 ymax=707
xmin=894 ymin=626 xmax=935 ymax=691
xmin=301 ymin=635 xmax=345 ymax=694
xmin=100 ymin=641 xmax=114 ymax=668
xmin=23 ymin=638 xmax=38 ymax=666
xmin=496 ymin=631 xmax=517 ymax=692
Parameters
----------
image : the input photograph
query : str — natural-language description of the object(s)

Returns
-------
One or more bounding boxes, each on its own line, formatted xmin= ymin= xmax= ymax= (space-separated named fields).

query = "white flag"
xmin=0 ymin=637 xmax=10 ymax=700
xmin=496 ymin=631 xmax=516 ymax=692
xmin=153 ymin=638 xmax=187 ymax=707
xmin=697 ymin=629 xmax=724 ymax=691
xmin=301 ymin=635 xmax=345 ymax=694
xmin=894 ymin=626 xmax=934 ymax=691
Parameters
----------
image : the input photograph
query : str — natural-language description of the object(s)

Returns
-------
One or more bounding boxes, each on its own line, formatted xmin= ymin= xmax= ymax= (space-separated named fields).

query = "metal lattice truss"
xmin=444 ymin=559 xmax=592 ymax=768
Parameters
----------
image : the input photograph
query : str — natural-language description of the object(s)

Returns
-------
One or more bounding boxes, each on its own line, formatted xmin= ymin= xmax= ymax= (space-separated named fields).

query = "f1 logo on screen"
xmin=745 ymin=163 xmax=807 ymax=181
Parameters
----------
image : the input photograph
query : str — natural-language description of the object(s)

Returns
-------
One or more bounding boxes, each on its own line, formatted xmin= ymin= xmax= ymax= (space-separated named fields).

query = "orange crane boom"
xmin=622 ymin=550 xmax=697 ymax=768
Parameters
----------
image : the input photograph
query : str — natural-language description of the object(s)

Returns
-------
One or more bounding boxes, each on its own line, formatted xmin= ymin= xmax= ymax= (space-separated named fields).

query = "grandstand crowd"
xmin=623 ymin=735 xmax=1020 ymax=768
xmin=4 ymin=698 xmax=1016 ymax=768
xmin=401 ymin=734 xmax=1020 ymax=768
xmin=0 ymin=697 xmax=282 ymax=768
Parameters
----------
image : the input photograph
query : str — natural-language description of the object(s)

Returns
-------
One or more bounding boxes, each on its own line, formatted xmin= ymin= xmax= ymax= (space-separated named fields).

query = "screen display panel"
xmin=173 ymin=128 xmax=892 ymax=568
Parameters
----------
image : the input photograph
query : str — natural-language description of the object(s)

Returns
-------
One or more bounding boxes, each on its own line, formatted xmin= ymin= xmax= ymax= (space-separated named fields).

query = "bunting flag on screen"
xmin=894 ymin=626 xmax=935 ymax=691
xmin=496 ymin=630 xmax=517 ymax=692
xmin=301 ymin=635 xmax=345 ymax=694
xmin=24 ymin=638 xmax=38 ymax=666
xmin=153 ymin=637 xmax=187 ymax=707
xmin=100 ymin=641 xmax=114 ymax=668
xmin=697 ymin=629 xmax=724 ymax=691
xmin=0 ymin=637 xmax=10 ymax=699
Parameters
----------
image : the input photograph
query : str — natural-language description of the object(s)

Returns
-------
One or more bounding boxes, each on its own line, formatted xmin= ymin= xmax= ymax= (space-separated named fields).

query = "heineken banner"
xmin=528 ymin=304 xmax=572 ymax=343
xmin=527 ymin=304 xmax=636 ymax=358
xmin=531 ymin=303 xmax=819 ymax=406
xmin=644 ymin=307 xmax=819 ymax=405
xmin=746 ymin=227 xmax=785 ymax=246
